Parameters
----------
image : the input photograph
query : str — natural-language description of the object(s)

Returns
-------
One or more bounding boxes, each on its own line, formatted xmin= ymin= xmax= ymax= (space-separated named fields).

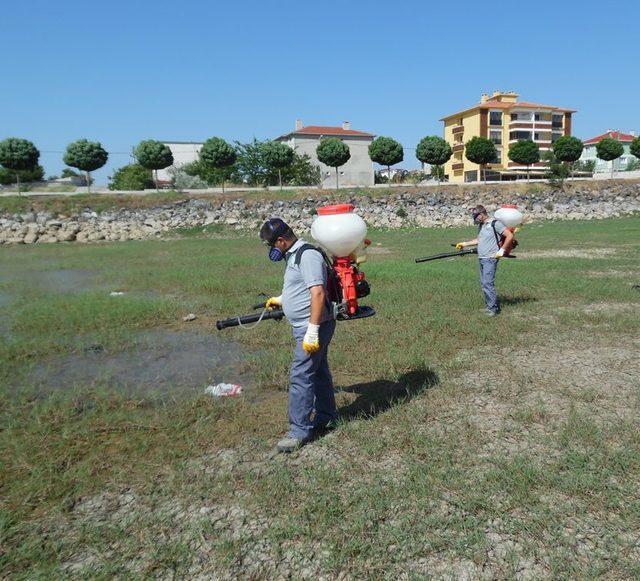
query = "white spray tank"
xmin=310 ymin=204 xmax=373 ymax=318
xmin=494 ymin=204 xmax=524 ymax=227
xmin=311 ymin=204 xmax=368 ymax=258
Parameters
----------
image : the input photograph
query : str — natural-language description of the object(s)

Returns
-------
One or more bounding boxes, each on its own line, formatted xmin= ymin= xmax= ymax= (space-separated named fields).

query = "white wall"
xmin=284 ymin=135 xmax=374 ymax=188
xmin=157 ymin=142 xmax=203 ymax=182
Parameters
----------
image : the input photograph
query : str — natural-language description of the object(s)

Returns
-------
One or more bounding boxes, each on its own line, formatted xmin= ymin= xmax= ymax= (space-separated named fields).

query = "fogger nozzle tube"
xmin=415 ymin=248 xmax=478 ymax=263
xmin=216 ymin=309 xmax=285 ymax=330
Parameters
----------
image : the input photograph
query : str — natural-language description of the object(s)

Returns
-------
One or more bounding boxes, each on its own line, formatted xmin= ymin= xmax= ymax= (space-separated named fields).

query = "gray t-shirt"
xmin=477 ymin=219 xmax=506 ymax=258
xmin=281 ymin=239 xmax=330 ymax=328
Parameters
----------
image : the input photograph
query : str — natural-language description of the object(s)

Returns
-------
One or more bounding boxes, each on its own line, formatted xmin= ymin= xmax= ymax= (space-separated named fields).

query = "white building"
xmin=276 ymin=120 xmax=375 ymax=188
xmin=156 ymin=142 xmax=203 ymax=184
xmin=580 ymin=130 xmax=638 ymax=173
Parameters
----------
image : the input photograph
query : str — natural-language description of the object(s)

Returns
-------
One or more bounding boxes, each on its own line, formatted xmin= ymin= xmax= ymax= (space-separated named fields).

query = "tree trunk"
xmin=388 ymin=165 xmax=392 ymax=188
xmin=16 ymin=172 xmax=21 ymax=196
xmin=278 ymin=168 xmax=282 ymax=190
xmin=335 ymin=167 xmax=339 ymax=189
xmin=154 ymin=169 xmax=159 ymax=192
xmin=86 ymin=171 xmax=91 ymax=193
xmin=482 ymin=165 xmax=486 ymax=184
xmin=527 ymin=166 xmax=530 ymax=182
xmin=611 ymin=159 xmax=614 ymax=179
xmin=222 ymin=176 xmax=225 ymax=193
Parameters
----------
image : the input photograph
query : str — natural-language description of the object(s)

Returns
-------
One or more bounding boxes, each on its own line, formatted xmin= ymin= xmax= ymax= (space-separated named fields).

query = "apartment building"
xmin=580 ymin=130 xmax=638 ymax=173
xmin=441 ymin=91 xmax=576 ymax=183
xmin=276 ymin=120 xmax=375 ymax=187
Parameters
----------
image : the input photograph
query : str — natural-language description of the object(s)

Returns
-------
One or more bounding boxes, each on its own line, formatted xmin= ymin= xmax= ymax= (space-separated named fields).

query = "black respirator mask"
xmin=472 ymin=210 xmax=483 ymax=225
xmin=262 ymin=219 xmax=290 ymax=262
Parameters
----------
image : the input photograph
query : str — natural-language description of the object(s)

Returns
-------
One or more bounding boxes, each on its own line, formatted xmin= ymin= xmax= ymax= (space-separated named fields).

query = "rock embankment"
xmin=1 ymin=185 xmax=639 ymax=245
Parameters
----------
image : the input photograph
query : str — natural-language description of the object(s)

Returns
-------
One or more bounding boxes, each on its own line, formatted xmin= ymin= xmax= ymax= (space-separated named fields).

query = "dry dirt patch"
xmin=523 ymin=248 xmax=617 ymax=259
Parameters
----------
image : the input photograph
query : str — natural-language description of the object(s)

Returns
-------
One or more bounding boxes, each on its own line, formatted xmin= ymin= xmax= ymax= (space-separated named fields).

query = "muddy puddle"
xmin=29 ymin=329 xmax=252 ymax=400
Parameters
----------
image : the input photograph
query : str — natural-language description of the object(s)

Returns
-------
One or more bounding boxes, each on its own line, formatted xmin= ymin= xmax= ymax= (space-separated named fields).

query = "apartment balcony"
xmin=451 ymin=162 xmax=464 ymax=171
xmin=452 ymin=143 xmax=464 ymax=153
xmin=452 ymin=125 xmax=464 ymax=135
xmin=510 ymin=120 xmax=552 ymax=128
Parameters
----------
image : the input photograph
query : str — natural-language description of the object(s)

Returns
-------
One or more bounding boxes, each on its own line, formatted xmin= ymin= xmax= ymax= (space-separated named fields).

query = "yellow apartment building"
xmin=441 ymin=91 xmax=576 ymax=183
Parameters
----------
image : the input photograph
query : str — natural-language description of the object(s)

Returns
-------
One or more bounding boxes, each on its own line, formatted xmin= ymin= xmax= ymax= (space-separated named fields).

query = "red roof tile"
xmin=294 ymin=125 xmax=374 ymax=137
xmin=583 ymin=130 xmax=636 ymax=145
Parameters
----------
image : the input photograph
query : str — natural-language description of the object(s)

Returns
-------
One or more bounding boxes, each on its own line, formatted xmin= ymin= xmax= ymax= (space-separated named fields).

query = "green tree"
xmin=415 ymin=136 xmax=452 ymax=182
xmin=108 ymin=164 xmax=154 ymax=191
xmin=508 ymin=139 xmax=540 ymax=181
xmin=0 ymin=137 xmax=40 ymax=194
xmin=279 ymin=152 xmax=321 ymax=187
xmin=63 ymin=139 xmax=108 ymax=193
xmin=134 ymin=140 xmax=174 ymax=191
xmin=552 ymin=136 xmax=583 ymax=178
xmin=542 ymin=150 xmax=570 ymax=188
xmin=199 ymin=137 xmax=237 ymax=192
xmin=464 ymin=136 xmax=497 ymax=183
xmin=0 ymin=164 xmax=44 ymax=186
xmin=626 ymin=158 xmax=640 ymax=171
xmin=630 ymin=136 xmax=640 ymax=161
xmin=368 ymin=136 xmax=403 ymax=186
xmin=596 ymin=137 xmax=624 ymax=178
xmin=316 ymin=137 xmax=350 ymax=188
xmin=573 ymin=159 xmax=596 ymax=173
xmin=260 ymin=140 xmax=295 ymax=189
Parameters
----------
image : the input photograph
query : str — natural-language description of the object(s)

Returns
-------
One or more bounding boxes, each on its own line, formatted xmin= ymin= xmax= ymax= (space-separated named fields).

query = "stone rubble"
xmin=1 ymin=184 xmax=639 ymax=245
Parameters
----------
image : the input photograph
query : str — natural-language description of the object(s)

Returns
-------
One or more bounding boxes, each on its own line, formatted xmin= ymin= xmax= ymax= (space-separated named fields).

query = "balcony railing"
xmin=452 ymin=162 xmax=464 ymax=170
xmin=452 ymin=143 xmax=464 ymax=152
xmin=452 ymin=125 xmax=464 ymax=135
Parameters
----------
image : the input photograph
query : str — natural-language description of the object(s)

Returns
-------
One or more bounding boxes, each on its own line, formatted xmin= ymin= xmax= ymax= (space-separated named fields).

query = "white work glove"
xmin=265 ymin=295 xmax=282 ymax=309
xmin=302 ymin=323 xmax=320 ymax=355
xmin=495 ymin=248 xmax=505 ymax=258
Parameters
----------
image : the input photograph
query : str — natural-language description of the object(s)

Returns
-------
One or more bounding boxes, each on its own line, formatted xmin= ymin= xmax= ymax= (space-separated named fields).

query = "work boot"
xmin=276 ymin=436 xmax=307 ymax=453
xmin=485 ymin=310 xmax=498 ymax=317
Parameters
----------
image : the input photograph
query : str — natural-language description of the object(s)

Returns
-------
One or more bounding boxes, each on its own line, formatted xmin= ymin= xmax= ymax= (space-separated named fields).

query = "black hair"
xmin=473 ymin=204 xmax=488 ymax=215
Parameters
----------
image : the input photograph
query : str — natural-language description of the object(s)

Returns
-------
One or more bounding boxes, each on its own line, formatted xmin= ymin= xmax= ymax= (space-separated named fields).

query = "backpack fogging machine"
xmin=415 ymin=205 xmax=523 ymax=264
xmin=216 ymin=204 xmax=375 ymax=331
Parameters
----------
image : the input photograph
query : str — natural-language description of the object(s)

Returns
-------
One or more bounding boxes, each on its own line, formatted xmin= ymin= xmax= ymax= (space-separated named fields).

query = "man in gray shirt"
xmin=456 ymin=205 xmax=514 ymax=316
xmin=260 ymin=218 xmax=336 ymax=452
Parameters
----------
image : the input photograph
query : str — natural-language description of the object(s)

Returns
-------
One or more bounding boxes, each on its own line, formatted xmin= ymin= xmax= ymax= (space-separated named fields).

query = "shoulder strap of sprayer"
xmin=294 ymin=244 xmax=342 ymax=303
xmin=491 ymin=219 xmax=502 ymax=247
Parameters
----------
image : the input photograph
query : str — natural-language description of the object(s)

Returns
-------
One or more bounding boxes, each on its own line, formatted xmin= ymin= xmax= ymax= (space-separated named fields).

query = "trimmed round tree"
xmin=596 ymin=137 xmax=624 ymax=178
xmin=260 ymin=140 xmax=294 ymax=189
xmin=553 ymin=136 xmax=583 ymax=178
xmin=508 ymin=139 xmax=540 ymax=181
xmin=199 ymin=137 xmax=237 ymax=192
xmin=465 ymin=136 xmax=498 ymax=182
xmin=630 ymin=136 xmax=640 ymax=161
xmin=316 ymin=137 xmax=350 ymax=189
xmin=415 ymin=136 xmax=452 ymax=182
xmin=368 ymin=136 xmax=403 ymax=184
xmin=63 ymin=139 xmax=108 ymax=193
xmin=0 ymin=137 xmax=40 ymax=194
xmin=134 ymin=140 xmax=174 ymax=191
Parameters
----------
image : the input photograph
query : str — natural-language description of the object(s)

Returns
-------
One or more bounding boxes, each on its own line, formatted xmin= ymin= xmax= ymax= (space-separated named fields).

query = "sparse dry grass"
xmin=1 ymin=217 xmax=639 ymax=578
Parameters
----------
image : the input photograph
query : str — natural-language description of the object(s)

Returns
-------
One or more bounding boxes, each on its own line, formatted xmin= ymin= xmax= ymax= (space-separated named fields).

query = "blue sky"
xmin=2 ymin=0 xmax=638 ymax=182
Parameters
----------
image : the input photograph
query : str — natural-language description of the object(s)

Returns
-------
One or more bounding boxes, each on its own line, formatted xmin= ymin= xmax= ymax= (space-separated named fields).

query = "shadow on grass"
xmin=498 ymin=294 xmax=538 ymax=307
xmin=337 ymin=367 xmax=439 ymax=421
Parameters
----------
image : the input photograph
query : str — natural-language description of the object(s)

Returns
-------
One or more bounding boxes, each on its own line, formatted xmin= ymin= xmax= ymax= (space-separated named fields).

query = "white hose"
xmin=236 ymin=308 xmax=270 ymax=330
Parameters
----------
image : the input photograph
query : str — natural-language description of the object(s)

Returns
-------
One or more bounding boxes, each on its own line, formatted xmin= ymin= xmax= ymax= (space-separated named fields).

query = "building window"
xmin=552 ymin=114 xmax=563 ymax=128
xmin=535 ymin=113 xmax=541 ymax=121
xmin=489 ymin=111 xmax=502 ymax=125
xmin=490 ymin=130 xmax=502 ymax=145
xmin=494 ymin=149 xmax=502 ymax=163
xmin=510 ymin=131 xmax=532 ymax=141
xmin=511 ymin=112 xmax=532 ymax=121
xmin=552 ymin=132 xmax=563 ymax=143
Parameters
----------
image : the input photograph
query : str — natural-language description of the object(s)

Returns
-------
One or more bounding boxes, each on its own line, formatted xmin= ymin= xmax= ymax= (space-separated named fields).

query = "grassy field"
xmin=1 ymin=217 xmax=639 ymax=578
